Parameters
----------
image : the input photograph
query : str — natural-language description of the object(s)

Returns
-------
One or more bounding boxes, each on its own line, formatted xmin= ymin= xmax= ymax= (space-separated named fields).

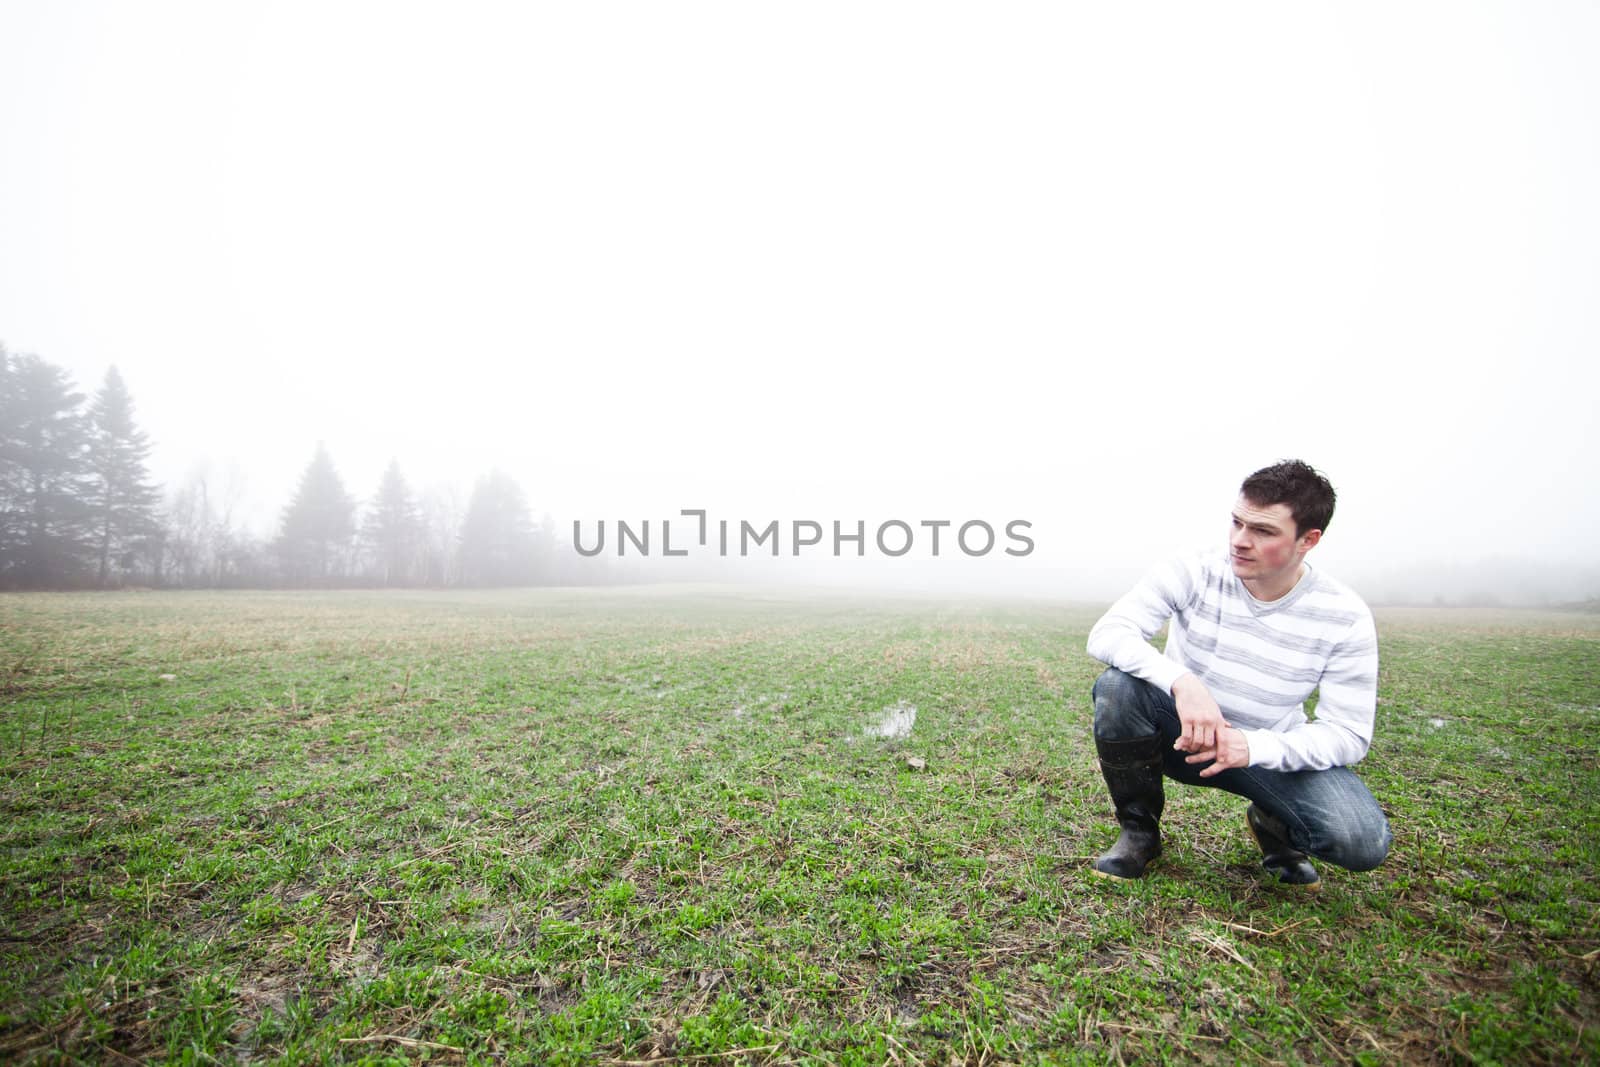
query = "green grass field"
xmin=2 ymin=587 xmax=1597 ymax=1065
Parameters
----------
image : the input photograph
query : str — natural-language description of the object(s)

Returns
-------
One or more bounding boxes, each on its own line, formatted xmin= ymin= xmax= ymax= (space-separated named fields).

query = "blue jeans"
xmin=1092 ymin=668 xmax=1392 ymax=871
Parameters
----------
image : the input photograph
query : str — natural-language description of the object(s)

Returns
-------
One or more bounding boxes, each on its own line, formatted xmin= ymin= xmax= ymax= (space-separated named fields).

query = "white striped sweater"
xmin=1086 ymin=549 xmax=1379 ymax=772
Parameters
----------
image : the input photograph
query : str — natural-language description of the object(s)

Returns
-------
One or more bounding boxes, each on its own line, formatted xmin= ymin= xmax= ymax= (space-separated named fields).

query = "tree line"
xmin=1 ymin=344 xmax=597 ymax=590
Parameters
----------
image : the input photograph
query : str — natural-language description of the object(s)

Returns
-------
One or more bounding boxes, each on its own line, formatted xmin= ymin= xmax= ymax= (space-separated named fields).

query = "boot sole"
xmin=1265 ymin=868 xmax=1322 ymax=892
xmin=1089 ymin=855 xmax=1161 ymax=881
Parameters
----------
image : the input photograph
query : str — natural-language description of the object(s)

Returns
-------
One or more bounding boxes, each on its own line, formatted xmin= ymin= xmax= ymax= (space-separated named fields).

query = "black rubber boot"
xmin=1246 ymin=804 xmax=1321 ymax=889
xmin=1091 ymin=735 xmax=1166 ymax=880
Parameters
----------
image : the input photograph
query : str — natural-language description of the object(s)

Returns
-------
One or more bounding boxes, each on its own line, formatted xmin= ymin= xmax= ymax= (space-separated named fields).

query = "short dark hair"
xmin=1240 ymin=460 xmax=1336 ymax=537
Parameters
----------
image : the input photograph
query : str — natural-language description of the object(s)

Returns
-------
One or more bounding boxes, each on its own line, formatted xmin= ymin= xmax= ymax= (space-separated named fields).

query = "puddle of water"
xmin=864 ymin=701 xmax=917 ymax=741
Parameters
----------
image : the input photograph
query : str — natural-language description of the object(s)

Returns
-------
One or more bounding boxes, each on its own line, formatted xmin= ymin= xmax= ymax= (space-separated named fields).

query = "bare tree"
xmin=160 ymin=461 xmax=255 ymax=587
xmin=419 ymin=482 xmax=465 ymax=587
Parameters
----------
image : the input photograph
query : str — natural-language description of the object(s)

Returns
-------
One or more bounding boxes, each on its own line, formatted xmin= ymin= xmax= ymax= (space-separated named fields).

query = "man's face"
xmin=1228 ymin=495 xmax=1320 ymax=588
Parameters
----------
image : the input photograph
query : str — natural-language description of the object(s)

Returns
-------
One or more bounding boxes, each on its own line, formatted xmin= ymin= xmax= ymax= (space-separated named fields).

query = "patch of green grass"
xmin=2 ymin=588 xmax=1597 ymax=1063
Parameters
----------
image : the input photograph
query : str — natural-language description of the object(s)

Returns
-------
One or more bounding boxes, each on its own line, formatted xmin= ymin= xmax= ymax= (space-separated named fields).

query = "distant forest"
xmin=0 ymin=343 xmax=608 ymax=590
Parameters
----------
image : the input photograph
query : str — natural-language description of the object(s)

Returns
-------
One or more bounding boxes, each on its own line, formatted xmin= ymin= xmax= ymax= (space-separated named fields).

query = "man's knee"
xmin=1092 ymin=667 xmax=1155 ymax=741
xmin=1316 ymin=811 xmax=1393 ymax=872
xmin=1092 ymin=667 xmax=1138 ymax=706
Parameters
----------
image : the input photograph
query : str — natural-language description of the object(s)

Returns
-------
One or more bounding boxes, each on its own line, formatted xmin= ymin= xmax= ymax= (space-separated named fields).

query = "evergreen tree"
xmin=361 ymin=459 xmax=423 ymax=586
xmin=532 ymin=510 xmax=558 ymax=584
xmin=0 ymin=347 xmax=17 ymax=572
xmin=0 ymin=348 xmax=92 ymax=587
xmin=458 ymin=470 xmax=536 ymax=586
xmin=86 ymin=366 xmax=163 ymax=587
xmin=276 ymin=444 xmax=355 ymax=585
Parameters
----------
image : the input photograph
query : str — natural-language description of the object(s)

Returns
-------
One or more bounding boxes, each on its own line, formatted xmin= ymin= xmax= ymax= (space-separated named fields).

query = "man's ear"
xmin=1299 ymin=528 xmax=1323 ymax=553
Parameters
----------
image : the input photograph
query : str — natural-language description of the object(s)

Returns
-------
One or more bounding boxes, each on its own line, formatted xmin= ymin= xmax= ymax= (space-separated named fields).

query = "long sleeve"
xmin=1236 ymin=611 xmax=1378 ymax=771
xmin=1085 ymin=555 xmax=1200 ymax=697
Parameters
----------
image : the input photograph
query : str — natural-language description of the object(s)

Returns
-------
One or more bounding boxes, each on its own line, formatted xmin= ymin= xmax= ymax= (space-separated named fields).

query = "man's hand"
xmin=1171 ymin=673 xmax=1227 ymax=754
xmin=1185 ymin=726 xmax=1251 ymax=777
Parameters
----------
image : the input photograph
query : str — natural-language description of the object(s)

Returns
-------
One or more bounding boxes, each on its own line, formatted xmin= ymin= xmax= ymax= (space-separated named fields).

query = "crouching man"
xmin=1085 ymin=460 xmax=1392 ymax=888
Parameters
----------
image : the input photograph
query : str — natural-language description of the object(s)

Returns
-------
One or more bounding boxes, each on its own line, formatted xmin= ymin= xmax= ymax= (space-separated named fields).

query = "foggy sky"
xmin=2 ymin=3 xmax=1597 ymax=603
